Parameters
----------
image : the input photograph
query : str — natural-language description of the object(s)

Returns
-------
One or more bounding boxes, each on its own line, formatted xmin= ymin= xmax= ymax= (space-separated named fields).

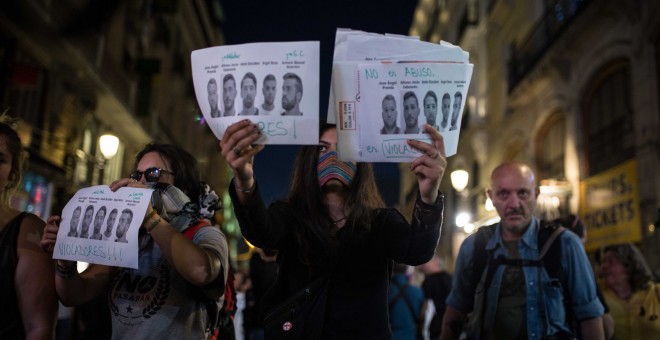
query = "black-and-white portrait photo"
xmin=281 ymin=72 xmax=303 ymax=116
xmin=79 ymin=205 xmax=94 ymax=239
xmin=115 ymin=208 xmax=133 ymax=243
xmin=223 ymin=74 xmax=237 ymax=117
xmin=67 ymin=206 xmax=82 ymax=237
xmin=380 ymin=94 xmax=400 ymax=135
xmin=208 ymin=78 xmax=221 ymax=118
xmin=402 ymin=91 xmax=421 ymax=134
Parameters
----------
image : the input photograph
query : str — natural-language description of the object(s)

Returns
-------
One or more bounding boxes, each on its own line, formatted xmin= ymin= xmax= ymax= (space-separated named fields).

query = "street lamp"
xmin=99 ymin=134 xmax=119 ymax=159
xmin=450 ymin=169 xmax=469 ymax=192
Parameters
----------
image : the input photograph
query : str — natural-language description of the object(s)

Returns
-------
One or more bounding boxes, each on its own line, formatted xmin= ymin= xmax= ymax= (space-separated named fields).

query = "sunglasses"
xmin=129 ymin=167 xmax=175 ymax=182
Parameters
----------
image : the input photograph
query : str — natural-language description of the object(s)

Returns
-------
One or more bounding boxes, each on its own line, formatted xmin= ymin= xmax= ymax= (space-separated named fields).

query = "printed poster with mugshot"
xmin=52 ymin=185 xmax=153 ymax=269
xmin=328 ymin=28 xmax=473 ymax=162
xmin=191 ymin=41 xmax=320 ymax=144
xmin=333 ymin=61 xmax=472 ymax=162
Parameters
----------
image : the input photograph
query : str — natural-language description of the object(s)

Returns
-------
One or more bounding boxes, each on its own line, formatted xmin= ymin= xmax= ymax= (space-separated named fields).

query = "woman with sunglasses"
xmin=0 ymin=117 xmax=57 ymax=339
xmin=220 ymin=120 xmax=446 ymax=338
xmin=40 ymin=142 xmax=228 ymax=339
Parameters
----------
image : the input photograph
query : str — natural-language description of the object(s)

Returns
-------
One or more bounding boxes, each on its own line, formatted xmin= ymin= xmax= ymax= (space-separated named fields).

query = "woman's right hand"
xmin=40 ymin=215 xmax=61 ymax=255
xmin=219 ymin=119 xmax=265 ymax=185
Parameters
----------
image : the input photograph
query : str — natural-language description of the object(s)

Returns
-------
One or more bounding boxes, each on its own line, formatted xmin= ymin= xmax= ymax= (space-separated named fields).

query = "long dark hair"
xmin=135 ymin=142 xmax=202 ymax=251
xmin=287 ymin=124 xmax=385 ymax=230
xmin=0 ymin=116 xmax=25 ymax=204
xmin=135 ymin=142 xmax=202 ymax=201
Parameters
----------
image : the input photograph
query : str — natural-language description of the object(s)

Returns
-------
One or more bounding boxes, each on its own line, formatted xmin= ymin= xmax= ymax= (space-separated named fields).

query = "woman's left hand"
xmin=109 ymin=177 xmax=146 ymax=192
xmin=407 ymin=124 xmax=447 ymax=204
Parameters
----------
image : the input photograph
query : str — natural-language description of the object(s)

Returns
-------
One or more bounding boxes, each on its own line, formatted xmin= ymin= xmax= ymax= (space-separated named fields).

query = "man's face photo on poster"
xmin=80 ymin=205 xmax=94 ymax=238
xmin=115 ymin=209 xmax=133 ymax=243
xmin=91 ymin=206 xmax=107 ymax=239
xmin=403 ymin=91 xmax=421 ymax=134
xmin=68 ymin=206 xmax=82 ymax=237
xmin=223 ymin=74 xmax=237 ymax=116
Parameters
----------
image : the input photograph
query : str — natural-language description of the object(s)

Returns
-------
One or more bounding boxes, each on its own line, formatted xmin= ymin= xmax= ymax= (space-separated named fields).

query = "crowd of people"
xmin=0 ymin=112 xmax=658 ymax=340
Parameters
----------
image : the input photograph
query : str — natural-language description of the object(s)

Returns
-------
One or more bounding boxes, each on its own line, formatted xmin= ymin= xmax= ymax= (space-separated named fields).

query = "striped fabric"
xmin=317 ymin=151 xmax=357 ymax=188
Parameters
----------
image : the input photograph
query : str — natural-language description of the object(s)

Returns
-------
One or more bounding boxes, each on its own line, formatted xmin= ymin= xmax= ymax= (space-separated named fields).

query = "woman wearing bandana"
xmin=221 ymin=121 xmax=447 ymax=339
xmin=40 ymin=143 xmax=228 ymax=339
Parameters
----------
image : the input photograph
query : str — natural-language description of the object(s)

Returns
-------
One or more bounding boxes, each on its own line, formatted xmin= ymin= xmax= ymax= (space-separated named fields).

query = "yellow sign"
xmin=579 ymin=160 xmax=640 ymax=251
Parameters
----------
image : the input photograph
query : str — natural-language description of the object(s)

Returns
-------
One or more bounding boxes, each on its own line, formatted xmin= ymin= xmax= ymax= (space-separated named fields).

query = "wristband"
xmin=143 ymin=209 xmax=157 ymax=226
xmin=145 ymin=216 xmax=162 ymax=233
xmin=234 ymin=179 xmax=255 ymax=193
xmin=56 ymin=262 xmax=77 ymax=278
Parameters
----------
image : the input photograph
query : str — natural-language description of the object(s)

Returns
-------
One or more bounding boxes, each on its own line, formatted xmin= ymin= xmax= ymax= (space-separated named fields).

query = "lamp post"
xmin=98 ymin=134 xmax=119 ymax=184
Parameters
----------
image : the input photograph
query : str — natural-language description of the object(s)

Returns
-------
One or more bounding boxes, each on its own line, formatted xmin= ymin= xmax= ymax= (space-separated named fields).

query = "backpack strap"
xmin=389 ymin=279 xmax=421 ymax=322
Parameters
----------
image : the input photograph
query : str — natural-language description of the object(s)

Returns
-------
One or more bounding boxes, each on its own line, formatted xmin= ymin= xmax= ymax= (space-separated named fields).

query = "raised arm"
xmin=219 ymin=119 xmax=264 ymax=205
xmin=17 ymin=214 xmax=57 ymax=340
xmin=40 ymin=215 xmax=113 ymax=307
xmin=407 ymin=124 xmax=447 ymax=204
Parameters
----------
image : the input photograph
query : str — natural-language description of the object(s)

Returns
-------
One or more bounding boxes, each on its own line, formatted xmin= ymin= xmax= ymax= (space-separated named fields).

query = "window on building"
xmin=582 ymin=59 xmax=634 ymax=175
xmin=536 ymin=111 xmax=565 ymax=180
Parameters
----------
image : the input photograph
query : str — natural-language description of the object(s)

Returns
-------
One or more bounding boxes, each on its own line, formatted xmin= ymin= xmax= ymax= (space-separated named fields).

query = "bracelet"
xmin=144 ymin=216 xmax=162 ymax=233
xmin=55 ymin=262 xmax=77 ymax=278
xmin=234 ymin=178 xmax=255 ymax=193
xmin=143 ymin=209 xmax=157 ymax=226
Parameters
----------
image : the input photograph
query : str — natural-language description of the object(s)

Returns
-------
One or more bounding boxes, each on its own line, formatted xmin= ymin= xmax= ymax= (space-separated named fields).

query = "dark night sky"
xmin=220 ymin=0 xmax=419 ymax=205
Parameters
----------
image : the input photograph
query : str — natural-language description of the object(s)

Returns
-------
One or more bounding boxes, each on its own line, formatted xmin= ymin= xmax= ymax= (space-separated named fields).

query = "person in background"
xmin=441 ymin=162 xmax=605 ymax=339
xmin=389 ymin=262 xmax=425 ymax=340
xmin=244 ymin=248 xmax=278 ymax=340
xmin=552 ymin=214 xmax=615 ymax=339
xmin=220 ymin=121 xmax=446 ymax=338
xmin=40 ymin=142 xmax=228 ymax=339
xmin=417 ymin=254 xmax=452 ymax=340
xmin=597 ymin=243 xmax=660 ymax=339
xmin=0 ymin=116 xmax=58 ymax=339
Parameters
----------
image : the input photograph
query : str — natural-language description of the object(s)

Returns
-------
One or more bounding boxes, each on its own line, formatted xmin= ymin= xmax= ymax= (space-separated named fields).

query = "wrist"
xmin=234 ymin=177 xmax=255 ymax=193
xmin=144 ymin=214 xmax=162 ymax=233
xmin=55 ymin=261 xmax=77 ymax=278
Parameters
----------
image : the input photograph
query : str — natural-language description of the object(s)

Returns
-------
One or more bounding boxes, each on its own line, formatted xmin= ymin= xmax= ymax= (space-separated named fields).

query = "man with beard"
xmin=79 ymin=205 xmax=94 ymax=239
xmin=89 ymin=206 xmax=106 ymax=240
xmin=440 ymin=93 xmax=451 ymax=132
xmin=102 ymin=208 xmax=117 ymax=241
xmin=223 ymin=74 xmax=237 ymax=117
xmin=380 ymin=94 xmax=400 ymax=134
xmin=423 ymin=90 xmax=440 ymax=131
xmin=281 ymin=73 xmax=303 ymax=116
xmin=261 ymin=74 xmax=277 ymax=115
xmin=114 ymin=209 xmax=132 ymax=243
xmin=449 ymin=91 xmax=462 ymax=131
xmin=208 ymin=78 xmax=221 ymax=118
xmin=403 ymin=91 xmax=421 ymax=134
xmin=67 ymin=206 xmax=82 ymax=237
xmin=238 ymin=72 xmax=259 ymax=116
xmin=441 ymin=162 xmax=605 ymax=340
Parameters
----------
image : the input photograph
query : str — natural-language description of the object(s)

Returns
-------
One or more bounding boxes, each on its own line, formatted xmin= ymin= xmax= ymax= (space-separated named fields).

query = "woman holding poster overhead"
xmin=40 ymin=142 xmax=229 ymax=339
xmin=0 ymin=117 xmax=57 ymax=339
xmin=221 ymin=120 xmax=446 ymax=339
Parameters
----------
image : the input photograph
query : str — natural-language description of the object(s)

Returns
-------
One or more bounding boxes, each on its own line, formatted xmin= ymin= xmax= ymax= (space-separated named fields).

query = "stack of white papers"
xmin=328 ymin=28 xmax=473 ymax=162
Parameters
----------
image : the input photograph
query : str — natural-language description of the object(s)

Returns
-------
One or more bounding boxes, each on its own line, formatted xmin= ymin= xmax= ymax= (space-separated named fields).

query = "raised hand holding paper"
xmin=52 ymin=185 xmax=153 ymax=269
xmin=191 ymin=41 xmax=320 ymax=145
xmin=330 ymin=29 xmax=473 ymax=161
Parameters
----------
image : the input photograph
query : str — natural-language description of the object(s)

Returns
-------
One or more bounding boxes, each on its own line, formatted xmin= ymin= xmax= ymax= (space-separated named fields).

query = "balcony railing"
xmin=508 ymin=0 xmax=591 ymax=92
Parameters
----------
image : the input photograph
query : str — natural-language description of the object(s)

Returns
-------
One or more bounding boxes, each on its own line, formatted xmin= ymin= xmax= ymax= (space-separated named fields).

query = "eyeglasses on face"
xmin=129 ymin=167 xmax=174 ymax=182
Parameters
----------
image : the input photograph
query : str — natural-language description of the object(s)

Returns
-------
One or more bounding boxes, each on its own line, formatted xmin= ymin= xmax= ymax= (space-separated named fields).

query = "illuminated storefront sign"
xmin=579 ymin=160 xmax=641 ymax=251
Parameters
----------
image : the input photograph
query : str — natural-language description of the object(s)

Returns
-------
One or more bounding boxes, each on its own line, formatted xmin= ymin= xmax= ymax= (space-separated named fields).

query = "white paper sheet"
xmin=191 ymin=41 xmax=320 ymax=144
xmin=52 ymin=185 xmax=153 ymax=269
xmin=329 ymin=29 xmax=474 ymax=162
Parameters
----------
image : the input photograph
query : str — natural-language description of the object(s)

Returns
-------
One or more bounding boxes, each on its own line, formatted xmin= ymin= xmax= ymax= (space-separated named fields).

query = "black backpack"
xmin=467 ymin=222 xmax=574 ymax=338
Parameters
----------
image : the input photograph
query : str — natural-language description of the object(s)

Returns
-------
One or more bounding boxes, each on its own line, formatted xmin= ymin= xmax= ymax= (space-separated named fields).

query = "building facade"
xmin=410 ymin=0 xmax=660 ymax=270
xmin=0 ymin=0 xmax=245 ymax=256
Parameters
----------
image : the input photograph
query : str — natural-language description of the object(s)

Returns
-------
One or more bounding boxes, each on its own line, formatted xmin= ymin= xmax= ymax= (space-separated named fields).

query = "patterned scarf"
xmin=317 ymin=151 xmax=356 ymax=188
xmin=150 ymin=182 xmax=221 ymax=233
